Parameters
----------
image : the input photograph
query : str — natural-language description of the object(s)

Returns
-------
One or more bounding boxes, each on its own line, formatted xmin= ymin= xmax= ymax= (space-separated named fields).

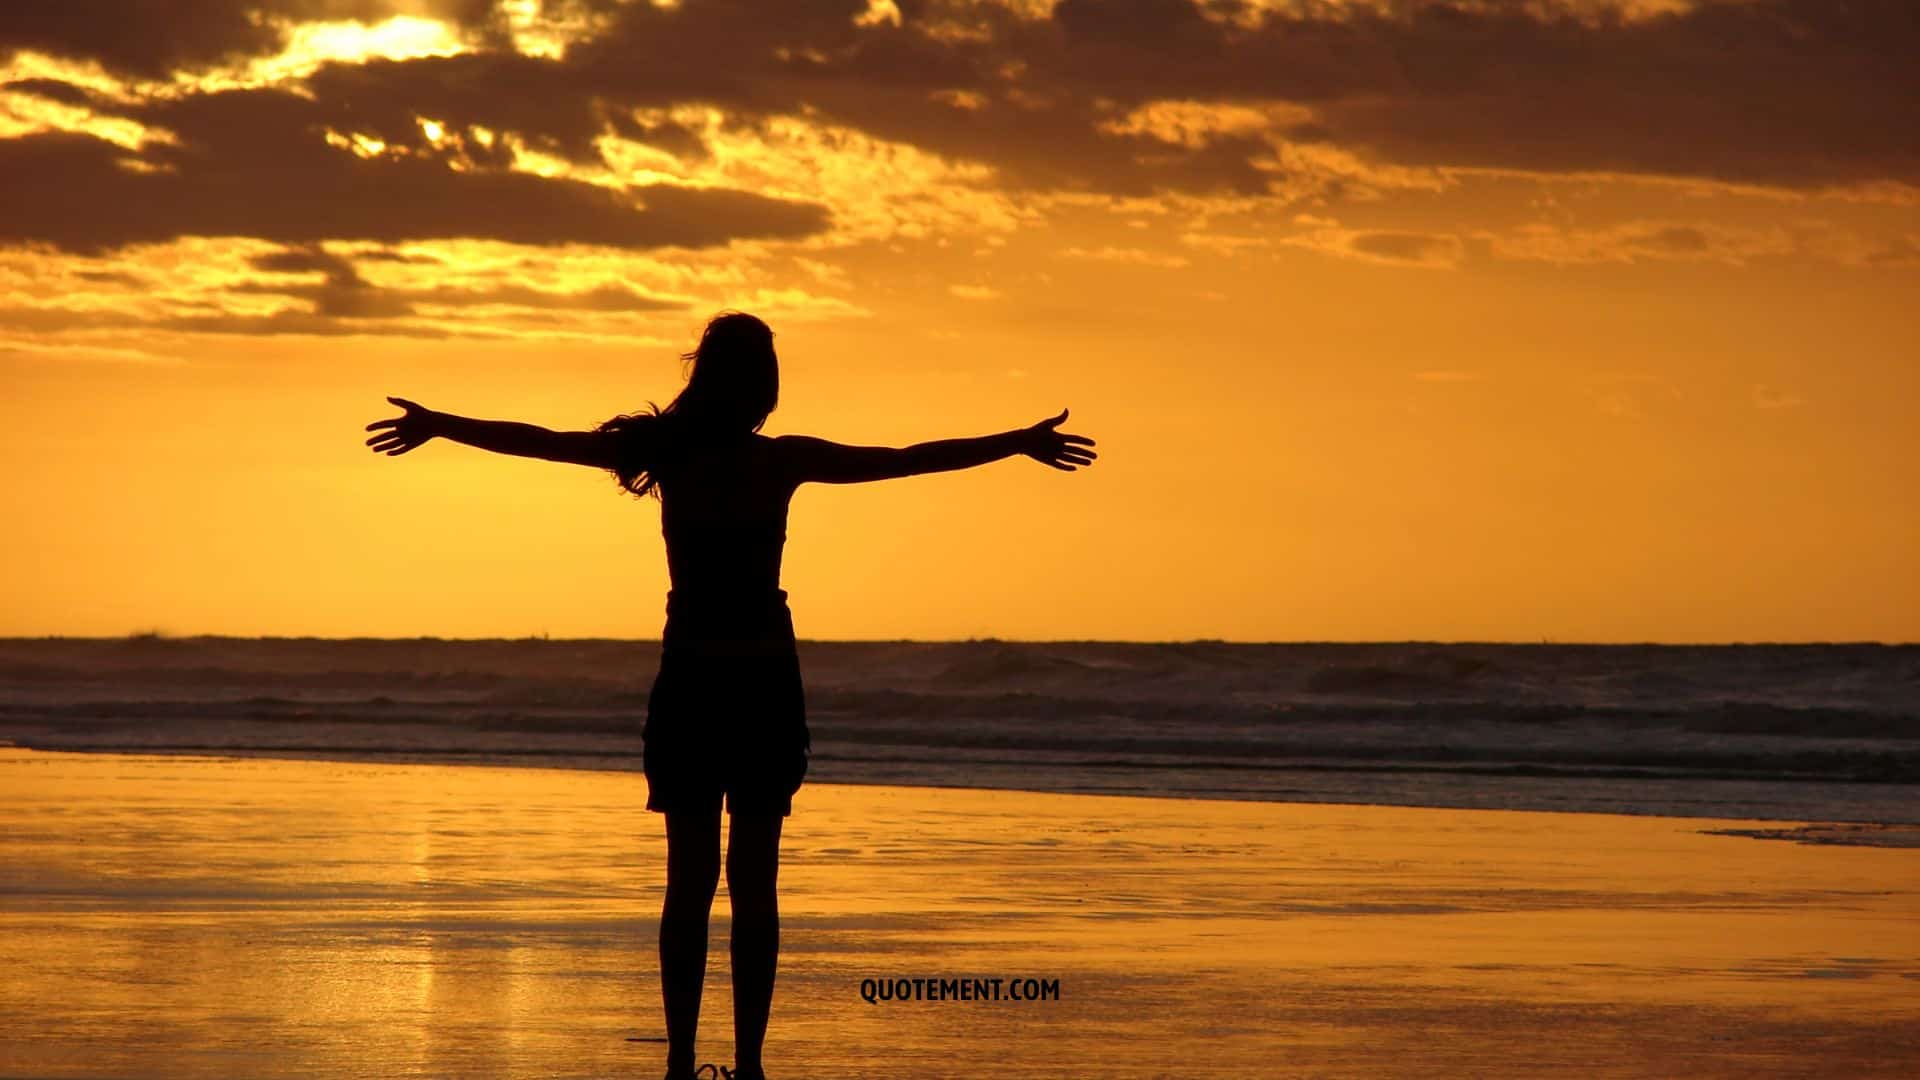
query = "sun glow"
xmin=243 ymin=16 xmax=468 ymax=85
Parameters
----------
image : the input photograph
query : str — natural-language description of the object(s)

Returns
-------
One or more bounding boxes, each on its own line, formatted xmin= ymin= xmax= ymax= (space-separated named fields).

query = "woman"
xmin=364 ymin=311 xmax=1096 ymax=1080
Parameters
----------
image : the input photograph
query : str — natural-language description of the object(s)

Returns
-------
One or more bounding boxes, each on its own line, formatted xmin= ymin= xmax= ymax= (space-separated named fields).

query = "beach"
xmin=2 ymin=747 xmax=1915 ymax=1078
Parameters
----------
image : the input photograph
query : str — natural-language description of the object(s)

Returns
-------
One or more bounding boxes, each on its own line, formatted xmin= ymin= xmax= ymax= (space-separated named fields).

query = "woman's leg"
xmin=661 ymin=808 xmax=722 ymax=1076
xmin=725 ymin=809 xmax=784 ymax=1079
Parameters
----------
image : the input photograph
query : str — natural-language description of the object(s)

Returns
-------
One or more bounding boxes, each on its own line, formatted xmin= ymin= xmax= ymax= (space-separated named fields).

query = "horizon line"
xmin=5 ymin=633 xmax=1916 ymax=649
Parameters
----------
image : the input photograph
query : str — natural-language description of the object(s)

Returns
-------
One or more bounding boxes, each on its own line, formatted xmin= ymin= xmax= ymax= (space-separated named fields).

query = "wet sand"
xmin=0 ymin=747 xmax=1915 ymax=1078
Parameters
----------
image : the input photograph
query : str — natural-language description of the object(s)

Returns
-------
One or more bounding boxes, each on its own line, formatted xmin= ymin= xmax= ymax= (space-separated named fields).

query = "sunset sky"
xmin=3 ymin=0 xmax=1914 ymax=642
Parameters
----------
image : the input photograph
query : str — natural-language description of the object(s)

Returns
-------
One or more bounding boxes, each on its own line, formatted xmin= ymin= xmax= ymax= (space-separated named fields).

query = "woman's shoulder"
xmin=755 ymin=432 xmax=816 ymax=463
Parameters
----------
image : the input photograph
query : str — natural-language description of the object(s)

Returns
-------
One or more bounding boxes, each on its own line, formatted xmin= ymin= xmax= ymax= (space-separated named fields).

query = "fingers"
xmin=1060 ymin=432 xmax=1095 ymax=447
xmin=364 ymin=417 xmax=399 ymax=432
xmin=387 ymin=395 xmax=420 ymax=410
xmin=1044 ymin=445 xmax=1095 ymax=470
xmin=1039 ymin=408 xmax=1068 ymax=428
xmin=1051 ymin=437 xmax=1097 ymax=462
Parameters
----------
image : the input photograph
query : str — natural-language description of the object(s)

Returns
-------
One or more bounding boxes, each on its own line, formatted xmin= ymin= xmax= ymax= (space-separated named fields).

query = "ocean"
xmin=1 ymin=636 xmax=1914 ymax=824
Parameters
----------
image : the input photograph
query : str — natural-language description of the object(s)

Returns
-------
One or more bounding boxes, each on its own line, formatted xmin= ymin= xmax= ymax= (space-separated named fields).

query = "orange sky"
xmin=3 ymin=0 xmax=1916 ymax=641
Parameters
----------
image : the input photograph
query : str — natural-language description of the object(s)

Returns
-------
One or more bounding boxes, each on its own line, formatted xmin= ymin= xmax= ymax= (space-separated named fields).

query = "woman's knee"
xmin=724 ymin=812 xmax=783 ymax=897
xmin=665 ymin=810 xmax=723 ymax=899
xmin=666 ymin=861 xmax=721 ymax=906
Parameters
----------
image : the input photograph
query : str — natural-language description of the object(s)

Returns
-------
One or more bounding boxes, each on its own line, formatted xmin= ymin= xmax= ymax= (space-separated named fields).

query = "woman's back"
xmin=655 ymin=433 xmax=795 ymax=604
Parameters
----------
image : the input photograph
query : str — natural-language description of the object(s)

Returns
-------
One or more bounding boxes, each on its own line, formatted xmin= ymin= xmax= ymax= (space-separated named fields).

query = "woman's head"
xmin=595 ymin=311 xmax=777 ymax=498
xmin=670 ymin=311 xmax=778 ymax=433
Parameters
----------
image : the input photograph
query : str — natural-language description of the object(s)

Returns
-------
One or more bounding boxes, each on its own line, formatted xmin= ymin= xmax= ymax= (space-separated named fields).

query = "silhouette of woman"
xmin=364 ymin=311 xmax=1096 ymax=1080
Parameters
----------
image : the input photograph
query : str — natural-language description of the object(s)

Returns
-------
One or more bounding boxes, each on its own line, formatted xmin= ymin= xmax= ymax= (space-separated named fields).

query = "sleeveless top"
xmin=653 ymin=434 xmax=797 ymax=655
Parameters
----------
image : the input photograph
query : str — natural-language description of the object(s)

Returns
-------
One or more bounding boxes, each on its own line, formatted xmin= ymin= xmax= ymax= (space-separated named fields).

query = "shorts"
xmin=642 ymin=589 xmax=810 ymax=817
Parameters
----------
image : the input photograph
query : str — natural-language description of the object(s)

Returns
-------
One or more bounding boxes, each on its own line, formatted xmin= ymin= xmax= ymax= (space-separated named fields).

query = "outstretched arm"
xmin=780 ymin=409 xmax=1096 ymax=485
xmin=363 ymin=396 xmax=613 ymax=468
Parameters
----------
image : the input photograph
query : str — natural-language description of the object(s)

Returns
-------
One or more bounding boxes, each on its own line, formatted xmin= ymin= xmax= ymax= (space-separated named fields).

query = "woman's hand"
xmin=364 ymin=396 xmax=443 ymax=456
xmin=1019 ymin=409 xmax=1098 ymax=471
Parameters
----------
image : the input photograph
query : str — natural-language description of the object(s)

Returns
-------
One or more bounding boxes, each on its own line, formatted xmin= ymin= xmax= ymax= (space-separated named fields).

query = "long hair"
xmin=597 ymin=311 xmax=778 ymax=499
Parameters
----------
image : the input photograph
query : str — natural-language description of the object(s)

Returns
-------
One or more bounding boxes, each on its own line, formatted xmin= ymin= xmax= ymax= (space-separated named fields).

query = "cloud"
xmin=1283 ymin=226 xmax=1464 ymax=269
xmin=2 ymin=0 xmax=1914 ymax=351
xmin=0 ymin=1 xmax=498 ymax=80
xmin=1473 ymin=220 xmax=1796 ymax=266
xmin=5 ymin=0 xmax=1915 ymax=216
xmin=0 ymin=2 xmax=287 ymax=80
xmin=0 ymin=118 xmax=831 ymax=254
xmin=1296 ymin=2 xmax=1918 ymax=192
xmin=241 ymin=246 xmax=417 ymax=318
xmin=1178 ymin=231 xmax=1270 ymax=255
xmin=0 ymin=228 xmax=867 ymax=341
xmin=5 ymin=0 xmax=1914 ymax=265
xmin=1863 ymin=233 xmax=1920 ymax=268
xmin=239 ymin=244 xmax=690 ymax=320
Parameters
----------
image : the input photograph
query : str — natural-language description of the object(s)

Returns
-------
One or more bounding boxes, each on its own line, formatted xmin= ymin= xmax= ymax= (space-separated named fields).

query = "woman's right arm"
xmin=364 ymin=396 xmax=615 ymax=467
xmin=778 ymin=410 xmax=1096 ymax=485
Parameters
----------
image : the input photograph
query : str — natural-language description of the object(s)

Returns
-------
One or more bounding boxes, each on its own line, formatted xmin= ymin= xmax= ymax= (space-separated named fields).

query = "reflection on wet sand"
xmin=0 ymin=748 xmax=1914 ymax=1078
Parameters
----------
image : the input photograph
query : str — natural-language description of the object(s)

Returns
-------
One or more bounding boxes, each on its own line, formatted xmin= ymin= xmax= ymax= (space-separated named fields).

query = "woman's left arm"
xmin=365 ymin=396 xmax=614 ymax=467
xmin=777 ymin=409 xmax=1096 ymax=484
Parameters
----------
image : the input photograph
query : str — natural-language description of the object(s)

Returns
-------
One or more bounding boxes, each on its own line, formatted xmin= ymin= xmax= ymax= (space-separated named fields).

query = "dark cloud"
xmin=0 ymin=1 xmax=500 ymax=79
xmin=3 ymin=77 xmax=96 ymax=106
xmin=1052 ymin=0 xmax=1212 ymax=43
xmin=1305 ymin=0 xmax=1920 ymax=189
xmin=0 ymin=1 xmax=284 ymax=80
xmin=353 ymin=249 xmax=443 ymax=263
xmin=252 ymin=246 xmax=359 ymax=276
xmin=240 ymin=246 xmax=417 ymax=318
xmin=72 ymin=269 xmax=145 ymax=285
xmin=0 ymin=119 xmax=830 ymax=255
xmin=272 ymin=0 xmax=1920 ymax=196
xmin=911 ymin=0 xmax=1918 ymax=190
xmin=240 ymin=245 xmax=688 ymax=317
xmin=2 ymin=0 xmax=1914 ymax=266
